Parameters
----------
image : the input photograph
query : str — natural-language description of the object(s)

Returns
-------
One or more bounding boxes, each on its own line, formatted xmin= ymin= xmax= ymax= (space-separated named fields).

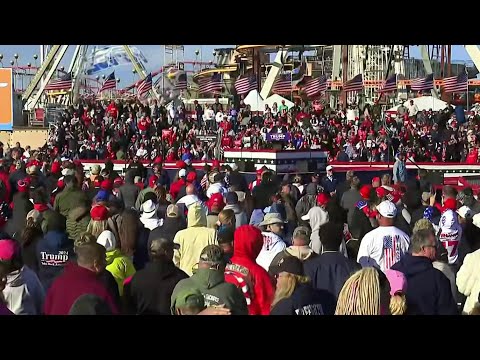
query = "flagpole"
xmin=466 ymin=69 xmax=470 ymax=112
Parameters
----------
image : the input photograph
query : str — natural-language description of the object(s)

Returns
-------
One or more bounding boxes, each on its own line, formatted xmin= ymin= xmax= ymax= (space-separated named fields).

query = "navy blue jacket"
xmin=391 ymin=254 xmax=458 ymax=315
xmin=321 ymin=176 xmax=338 ymax=194
xmin=270 ymin=284 xmax=336 ymax=315
xmin=36 ymin=230 xmax=74 ymax=291
xmin=304 ymin=252 xmax=361 ymax=301
xmin=133 ymin=225 xmax=150 ymax=271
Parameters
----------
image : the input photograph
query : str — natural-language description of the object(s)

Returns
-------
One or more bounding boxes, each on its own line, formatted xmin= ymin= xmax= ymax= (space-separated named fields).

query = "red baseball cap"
xmin=443 ymin=198 xmax=457 ymax=211
xmin=316 ymin=193 xmax=330 ymax=206
xmin=359 ymin=185 xmax=371 ymax=200
xmin=187 ymin=171 xmax=197 ymax=183
xmin=90 ymin=205 xmax=109 ymax=221
xmin=100 ymin=179 xmax=113 ymax=191
xmin=176 ymin=160 xmax=186 ymax=169
xmin=149 ymin=175 xmax=159 ymax=188
xmin=372 ymin=177 xmax=380 ymax=184
xmin=0 ymin=239 xmax=19 ymax=261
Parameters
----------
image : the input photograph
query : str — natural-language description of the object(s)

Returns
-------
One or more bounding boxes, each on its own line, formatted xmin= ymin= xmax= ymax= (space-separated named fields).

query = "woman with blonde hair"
xmin=270 ymin=256 xmax=336 ymax=315
xmin=86 ymin=205 xmax=110 ymax=238
xmin=217 ymin=209 xmax=236 ymax=233
xmin=335 ymin=267 xmax=391 ymax=315
xmin=385 ymin=269 xmax=407 ymax=315
xmin=20 ymin=210 xmax=44 ymax=274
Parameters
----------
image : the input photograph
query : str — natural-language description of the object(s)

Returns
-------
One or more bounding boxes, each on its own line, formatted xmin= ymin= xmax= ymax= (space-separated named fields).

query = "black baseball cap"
xmin=270 ymin=256 xmax=304 ymax=276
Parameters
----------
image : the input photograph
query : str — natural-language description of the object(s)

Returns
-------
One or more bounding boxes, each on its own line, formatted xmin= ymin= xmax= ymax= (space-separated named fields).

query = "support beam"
xmin=23 ymin=45 xmax=62 ymax=103
xmin=330 ymin=45 xmax=341 ymax=108
xmin=24 ymin=45 xmax=70 ymax=110
xmin=260 ymin=48 xmax=288 ymax=99
xmin=419 ymin=45 xmax=438 ymax=98
xmin=465 ymin=45 xmax=480 ymax=74
xmin=70 ymin=46 xmax=89 ymax=104
xmin=122 ymin=45 xmax=159 ymax=99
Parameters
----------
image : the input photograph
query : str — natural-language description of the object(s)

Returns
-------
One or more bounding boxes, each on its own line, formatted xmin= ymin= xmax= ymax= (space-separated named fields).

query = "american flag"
xmin=411 ymin=73 xmax=434 ymax=91
xmin=137 ymin=73 xmax=153 ymax=96
xmin=383 ymin=235 xmax=399 ymax=270
xmin=234 ymin=75 xmax=258 ymax=95
xmin=379 ymin=74 xmax=397 ymax=93
xmin=198 ymin=73 xmax=223 ymax=94
xmin=99 ymin=71 xmax=116 ymax=92
xmin=443 ymin=72 xmax=468 ymax=93
xmin=272 ymin=74 xmax=294 ymax=94
xmin=301 ymin=75 xmax=327 ymax=97
xmin=45 ymin=73 xmax=73 ymax=91
xmin=343 ymin=74 xmax=363 ymax=92
xmin=174 ymin=71 xmax=187 ymax=90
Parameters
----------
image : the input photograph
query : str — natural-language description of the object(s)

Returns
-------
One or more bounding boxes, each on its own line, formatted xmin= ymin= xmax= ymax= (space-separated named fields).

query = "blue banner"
xmin=267 ymin=132 xmax=291 ymax=142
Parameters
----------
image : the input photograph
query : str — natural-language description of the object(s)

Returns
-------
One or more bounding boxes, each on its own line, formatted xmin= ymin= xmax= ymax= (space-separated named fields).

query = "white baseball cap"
xmin=326 ymin=165 xmax=333 ymax=171
xmin=376 ymin=200 xmax=397 ymax=218
xmin=457 ymin=205 xmax=472 ymax=219
xmin=179 ymin=169 xmax=187 ymax=177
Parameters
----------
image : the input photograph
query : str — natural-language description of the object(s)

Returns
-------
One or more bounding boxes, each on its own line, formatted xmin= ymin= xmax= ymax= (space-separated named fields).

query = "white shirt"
xmin=215 ymin=112 xmax=224 ymax=123
xmin=357 ymin=225 xmax=410 ymax=273
xmin=256 ymin=232 xmax=286 ymax=271
xmin=206 ymin=182 xmax=227 ymax=199
xmin=439 ymin=209 xmax=462 ymax=265
xmin=136 ymin=148 xmax=148 ymax=158
xmin=408 ymin=104 xmax=419 ymax=117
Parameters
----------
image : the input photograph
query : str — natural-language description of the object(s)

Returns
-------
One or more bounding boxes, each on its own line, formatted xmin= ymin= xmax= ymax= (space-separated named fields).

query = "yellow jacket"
xmin=174 ymin=203 xmax=217 ymax=276
xmin=105 ymin=249 xmax=136 ymax=296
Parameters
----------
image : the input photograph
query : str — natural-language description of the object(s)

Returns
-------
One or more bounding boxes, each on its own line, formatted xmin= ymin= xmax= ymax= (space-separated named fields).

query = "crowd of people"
xmin=1 ymin=139 xmax=480 ymax=315
xmin=41 ymin=95 xmax=480 ymax=166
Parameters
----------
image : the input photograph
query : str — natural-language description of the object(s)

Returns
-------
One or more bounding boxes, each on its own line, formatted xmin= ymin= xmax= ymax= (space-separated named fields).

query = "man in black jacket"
xmin=321 ymin=165 xmax=338 ymax=196
xmin=304 ymin=222 xmax=361 ymax=302
xmin=124 ymin=237 xmax=188 ymax=315
xmin=391 ymin=228 xmax=458 ymax=315
xmin=118 ymin=170 xmax=140 ymax=210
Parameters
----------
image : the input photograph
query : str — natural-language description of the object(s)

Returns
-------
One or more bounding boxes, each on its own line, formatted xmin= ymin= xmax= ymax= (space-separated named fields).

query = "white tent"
xmin=387 ymin=96 xmax=454 ymax=112
xmin=264 ymin=94 xmax=294 ymax=109
xmin=243 ymin=90 xmax=264 ymax=112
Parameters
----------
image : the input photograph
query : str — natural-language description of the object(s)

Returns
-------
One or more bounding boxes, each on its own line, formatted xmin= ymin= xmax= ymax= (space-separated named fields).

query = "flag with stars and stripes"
xmin=99 ymin=71 xmax=116 ymax=92
xmin=410 ymin=73 xmax=434 ymax=91
xmin=234 ymin=75 xmax=258 ymax=95
xmin=198 ymin=73 xmax=223 ymax=94
xmin=272 ymin=74 xmax=294 ymax=94
xmin=443 ymin=72 xmax=468 ymax=93
xmin=174 ymin=71 xmax=187 ymax=91
xmin=379 ymin=74 xmax=397 ymax=93
xmin=137 ymin=73 xmax=153 ymax=96
xmin=301 ymin=75 xmax=327 ymax=97
xmin=343 ymin=74 xmax=363 ymax=92
xmin=45 ymin=72 xmax=73 ymax=91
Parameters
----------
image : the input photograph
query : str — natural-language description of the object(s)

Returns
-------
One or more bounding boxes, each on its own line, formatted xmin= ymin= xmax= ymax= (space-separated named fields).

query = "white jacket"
xmin=2 ymin=266 xmax=45 ymax=315
xmin=256 ymin=232 xmax=286 ymax=271
xmin=456 ymin=249 xmax=480 ymax=314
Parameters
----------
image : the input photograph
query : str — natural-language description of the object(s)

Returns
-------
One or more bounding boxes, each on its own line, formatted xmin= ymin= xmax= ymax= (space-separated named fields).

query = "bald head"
xmin=186 ymin=184 xmax=196 ymax=195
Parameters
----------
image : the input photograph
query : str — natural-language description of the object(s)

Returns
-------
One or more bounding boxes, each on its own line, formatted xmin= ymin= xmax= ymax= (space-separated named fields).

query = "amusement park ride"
xmin=3 ymin=44 xmax=480 ymax=123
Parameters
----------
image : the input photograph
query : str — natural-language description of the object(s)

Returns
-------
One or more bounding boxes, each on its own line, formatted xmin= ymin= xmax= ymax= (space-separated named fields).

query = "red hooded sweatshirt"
xmin=225 ymin=225 xmax=274 ymax=315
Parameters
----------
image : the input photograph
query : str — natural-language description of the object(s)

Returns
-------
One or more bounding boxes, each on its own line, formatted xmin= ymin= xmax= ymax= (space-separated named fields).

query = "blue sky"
xmin=0 ymin=45 xmax=473 ymax=87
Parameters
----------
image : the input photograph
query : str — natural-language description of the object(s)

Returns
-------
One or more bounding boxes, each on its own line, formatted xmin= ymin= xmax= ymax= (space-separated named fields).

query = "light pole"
xmin=10 ymin=60 xmax=15 ymax=91
xmin=0 ymin=54 xmax=3 ymax=68
xmin=33 ymin=54 xmax=38 ymax=68
xmin=132 ymin=69 xmax=137 ymax=93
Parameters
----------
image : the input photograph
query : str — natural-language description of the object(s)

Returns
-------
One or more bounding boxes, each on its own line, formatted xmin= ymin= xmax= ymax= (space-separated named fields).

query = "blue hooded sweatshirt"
xmin=36 ymin=231 xmax=74 ymax=291
xmin=391 ymin=253 xmax=457 ymax=315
